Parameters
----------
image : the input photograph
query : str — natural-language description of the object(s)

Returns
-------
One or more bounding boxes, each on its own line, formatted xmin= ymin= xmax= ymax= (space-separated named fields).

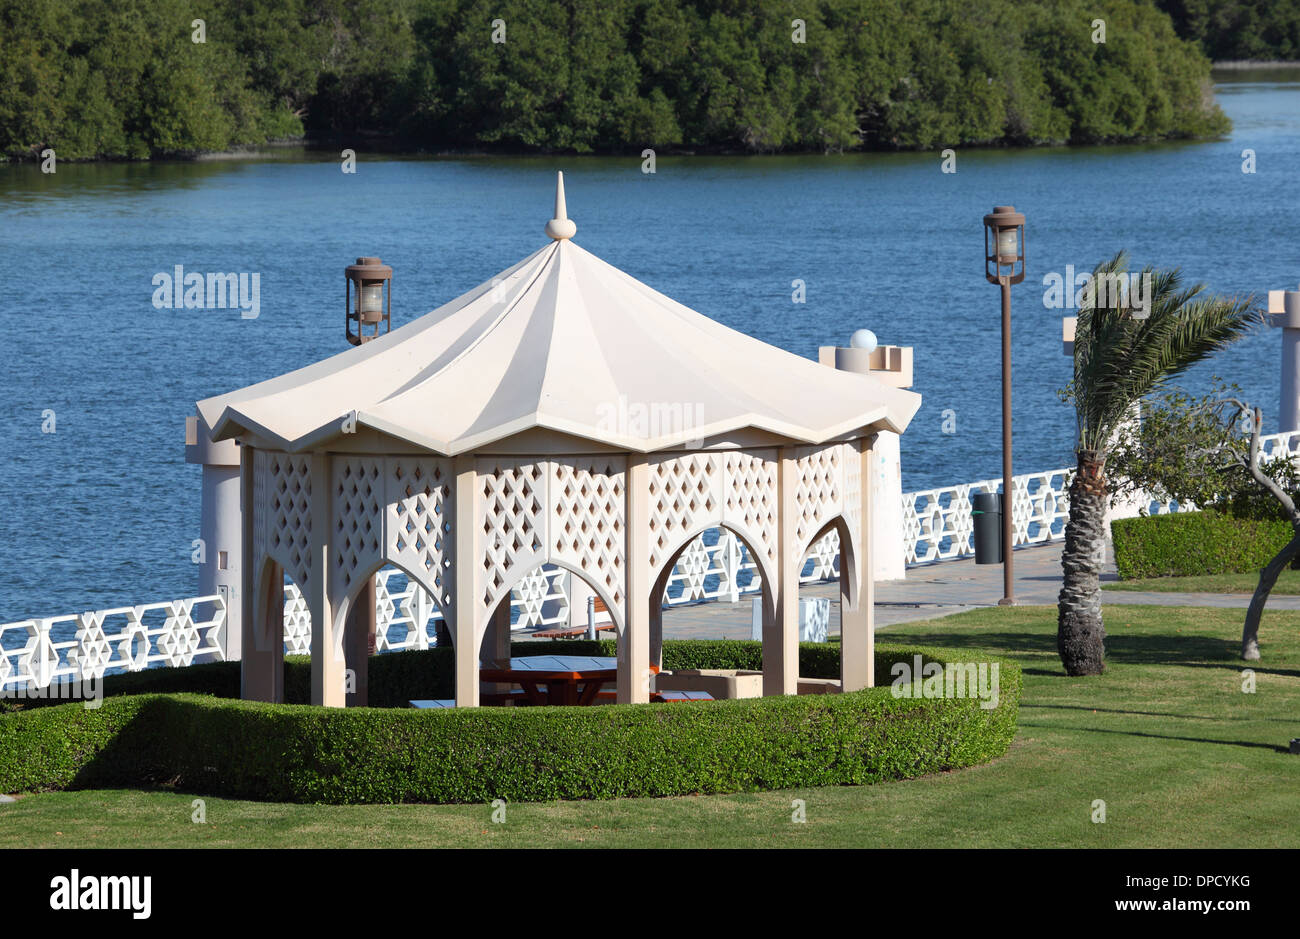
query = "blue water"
xmin=2 ymin=76 xmax=1298 ymax=621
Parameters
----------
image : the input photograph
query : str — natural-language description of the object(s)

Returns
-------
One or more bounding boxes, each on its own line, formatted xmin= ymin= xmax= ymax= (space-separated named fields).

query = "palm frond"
xmin=1071 ymin=252 xmax=1261 ymax=453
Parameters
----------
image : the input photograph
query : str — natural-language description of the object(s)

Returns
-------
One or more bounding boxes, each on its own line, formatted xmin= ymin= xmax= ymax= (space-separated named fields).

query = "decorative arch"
xmin=803 ymin=515 xmax=860 ymax=612
xmin=650 ymin=521 xmax=778 ymax=622
xmin=485 ymin=556 xmax=624 ymax=641
xmin=329 ymin=555 xmax=449 ymax=658
xmin=650 ymin=520 xmax=769 ymax=621
xmin=250 ymin=555 xmax=285 ymax=654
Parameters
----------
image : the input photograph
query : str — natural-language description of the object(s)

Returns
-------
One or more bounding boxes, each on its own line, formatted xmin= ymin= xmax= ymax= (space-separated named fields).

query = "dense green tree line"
xmin=0 ymin=0 xmax=1230 ymax=160
xmin=1157 ymin=0 xmax=1300 ymax=61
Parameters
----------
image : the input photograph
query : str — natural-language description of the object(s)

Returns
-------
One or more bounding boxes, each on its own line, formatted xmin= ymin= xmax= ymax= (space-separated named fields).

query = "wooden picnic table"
xmin=479 ymin=655 xmax=658 ymax=706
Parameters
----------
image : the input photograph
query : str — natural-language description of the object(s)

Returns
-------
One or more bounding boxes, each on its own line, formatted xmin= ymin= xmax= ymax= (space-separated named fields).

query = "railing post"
xmin=726 ymin=531 xmax=740 ymax=603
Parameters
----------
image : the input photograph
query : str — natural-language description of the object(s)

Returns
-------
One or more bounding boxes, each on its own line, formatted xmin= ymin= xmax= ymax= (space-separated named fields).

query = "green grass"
xmin=1103 ymin=569 xmax=1300 ymax=595
xmin=2 ymin=604 xmax=1297 ymax=848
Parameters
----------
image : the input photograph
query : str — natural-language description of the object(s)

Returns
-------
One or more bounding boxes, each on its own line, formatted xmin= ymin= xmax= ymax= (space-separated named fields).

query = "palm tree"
xmin=1058 ymin=252 xmax=1260 ymax=675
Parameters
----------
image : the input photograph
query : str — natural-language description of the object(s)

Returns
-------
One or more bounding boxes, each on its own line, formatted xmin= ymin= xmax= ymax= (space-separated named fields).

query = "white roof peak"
xmin=544 ymin=171 xmax=577 ymax=241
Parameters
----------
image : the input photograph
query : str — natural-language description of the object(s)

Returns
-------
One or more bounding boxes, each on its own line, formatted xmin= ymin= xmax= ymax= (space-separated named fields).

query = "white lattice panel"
xmin=648 ymin=453 xmax=722 ymax=576
xmin=478 ymin=459 xmax=548 ymax=619
xmin=792 ymin=444 xmax=843 ymax=555
xmin=550 ymin=457 xmax=627 ymax=626
xmin=386 ymin=457 xmax=454 ymax=619
xmin=721 ymin=450 xmax=779 ymax=571
xmin=332 ymin=456 xmax=385 ymax=608
xmin=255 ymin=450 xmax=313 ymax=590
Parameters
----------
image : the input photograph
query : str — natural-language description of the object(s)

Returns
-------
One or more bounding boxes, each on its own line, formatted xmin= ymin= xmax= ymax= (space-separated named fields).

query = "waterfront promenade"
xmin=646 ymin=541 xmax=1300 ymax=642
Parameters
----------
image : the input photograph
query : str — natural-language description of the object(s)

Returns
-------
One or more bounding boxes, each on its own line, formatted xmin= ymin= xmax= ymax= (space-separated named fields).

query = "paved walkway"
xmin=657 ymin=541 xmax=1300 ymax=641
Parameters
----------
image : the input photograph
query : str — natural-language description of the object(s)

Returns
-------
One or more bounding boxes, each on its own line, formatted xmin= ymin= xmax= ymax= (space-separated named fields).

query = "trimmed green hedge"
xmin=0 ymin=645 xmax=1019 ymax=804
xmin=1111 ymin=510 xmax=1299 ymax=579
xmin=12 ymin=640 xmax=846 ymax=712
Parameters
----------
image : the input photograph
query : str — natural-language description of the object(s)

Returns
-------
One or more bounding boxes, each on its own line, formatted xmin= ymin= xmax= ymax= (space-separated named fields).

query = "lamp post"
xmin=345 ymin=257 xmax=393 ymax=346
xmin=342 ymin=256 xmax=393 ymax=706
xmin=984 ymin=206 xmax=1025 ymax=606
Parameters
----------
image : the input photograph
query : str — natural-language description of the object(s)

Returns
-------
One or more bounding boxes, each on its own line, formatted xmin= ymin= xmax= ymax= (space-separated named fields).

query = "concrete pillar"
xmin=764 ymin=448 xmax=800 ymax=696
xmin=454 ymin=455 xmax=480 ymax=707
xmin=618 ymin=455 xmax=651 ymax=703
xmin=309 ymin=452 xmax=345 ymax=707
xmin=841 ymin=434 xmax=876 ymax=691
xmin=819 ymin=344 xmax=912 ymax=581
xmin=1268 ymin=290 xmax=1300 ymax=433
xmin=186 ymin=414 xmax=243 ymax=659
xmin=343 ymin=578 xmax=374 ymax=707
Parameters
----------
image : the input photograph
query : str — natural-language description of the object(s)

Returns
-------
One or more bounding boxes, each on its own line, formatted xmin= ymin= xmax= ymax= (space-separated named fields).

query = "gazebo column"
xmin=309 ymin=452 xmax=346 ymax=707
xmin=240 ymin=446 xmax=284 ymax=701
xmin=841 ymin=435 xmax=876 ymax=691
xmin=649 ymin=597 xmax=664 ymax=672
xmin=243 ymin=567 xmax=285 ymax=701
xmin=764 ymin=449 xmax=800 ymax=696
xmin=453 ymin=455 xmax=480 ymax=707
xmin=343 ymin=577 xmax=374 ymax=707
xmin=483 ymin=599 xmax=513 ymax=697
xmin=618 ymin=455 xmax=651 ymax=703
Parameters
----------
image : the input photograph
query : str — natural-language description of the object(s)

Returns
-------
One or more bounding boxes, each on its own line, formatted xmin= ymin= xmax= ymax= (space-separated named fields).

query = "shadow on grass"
xmin=895 ymin=628 xmax=1264 ymax=669
xmin=1179 ymin=662 xmax=1300 ymax=679
xmin=1023 ymin=703 xmax=1299 ymax=724
xmin=1021 ymin=722 xmax=1295 ymax=754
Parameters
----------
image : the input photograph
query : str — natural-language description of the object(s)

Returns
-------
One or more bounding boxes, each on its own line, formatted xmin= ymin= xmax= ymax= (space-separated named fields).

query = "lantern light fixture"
xmin=345 ymin=256 xmax=393 ymax=346
xmin=983 ymin=205 xmax=1026 ymax=285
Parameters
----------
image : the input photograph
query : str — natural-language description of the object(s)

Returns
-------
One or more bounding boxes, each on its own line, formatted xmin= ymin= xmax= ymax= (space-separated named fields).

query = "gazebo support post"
xmin=484 ymin=600 xmax=513 ymax=697
xmin=765 ymin=449 xmax=800 ymax=696
xmin=618 ymin=456 xmax=651 ymax=703
xmin=243 ymin=566 xmax=285 ymax=702
xmin=240 ymin=446 xmax=284 ymax=701
xmin=343 ymin=578 xmax=374 ymax=707
xmin=454 ymin=455 xmax=480 ymax=708
xmin=649 ymin=597 xmax=664 ymax=673
xmin=841 ymin=435 xmax=876 ymax=690
xmin=309 ymin=453 xmax=346 ymax=707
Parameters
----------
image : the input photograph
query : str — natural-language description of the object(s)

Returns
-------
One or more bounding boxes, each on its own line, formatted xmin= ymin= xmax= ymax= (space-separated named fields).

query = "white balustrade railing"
xmin=0 ymin=596 xmax=226 ymax=694
xmin=13 ymin=430 xmax=1300 ymax=689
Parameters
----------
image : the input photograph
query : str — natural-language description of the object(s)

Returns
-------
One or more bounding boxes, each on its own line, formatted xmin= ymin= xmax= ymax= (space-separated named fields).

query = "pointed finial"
xmin=545 ymin=171 xmax=577 ymax=241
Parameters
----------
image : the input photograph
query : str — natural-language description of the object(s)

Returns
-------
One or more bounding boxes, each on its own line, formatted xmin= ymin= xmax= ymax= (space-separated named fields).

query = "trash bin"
xmin=972 ymin=491 xmax=1003 ymax=564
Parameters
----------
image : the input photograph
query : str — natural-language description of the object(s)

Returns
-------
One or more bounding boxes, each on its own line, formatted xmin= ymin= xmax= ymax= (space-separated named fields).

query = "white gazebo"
xmin=196 ymin=174 xmax=921 ymax=707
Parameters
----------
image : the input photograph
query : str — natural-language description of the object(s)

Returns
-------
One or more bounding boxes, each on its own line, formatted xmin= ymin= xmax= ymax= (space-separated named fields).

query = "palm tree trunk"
xmin=1058 ymin=449 xmax=1107 ymax=675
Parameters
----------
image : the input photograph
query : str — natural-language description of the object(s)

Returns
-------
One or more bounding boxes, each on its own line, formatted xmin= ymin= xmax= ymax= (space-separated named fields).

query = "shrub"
xmin=1106 ymin=383 xmax=1299 ymax=519
xmin=11 ymin=640 xmax=847 ymax=712
xmin=0 ymin=646 xmax=1019 ymax=804
xmin=1111 ymin=510 xmax=1298 ymax=579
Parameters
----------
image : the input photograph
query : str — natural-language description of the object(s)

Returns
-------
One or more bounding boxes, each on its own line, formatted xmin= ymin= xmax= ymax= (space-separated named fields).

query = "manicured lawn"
xmin=1103 ymin=569 xmax=1300 ymax=595
xmin=2 ymin=604 xmax=1297 ymax=848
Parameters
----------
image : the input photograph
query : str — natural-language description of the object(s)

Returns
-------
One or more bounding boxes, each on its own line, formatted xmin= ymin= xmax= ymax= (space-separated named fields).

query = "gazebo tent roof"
xmin=200 ymin=183 xmax=920 ymax=455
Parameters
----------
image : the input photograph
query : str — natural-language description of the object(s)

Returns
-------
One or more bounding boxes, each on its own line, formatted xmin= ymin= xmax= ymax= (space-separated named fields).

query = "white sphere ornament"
xmin=850 ymin=329 xmax=878 ymax=352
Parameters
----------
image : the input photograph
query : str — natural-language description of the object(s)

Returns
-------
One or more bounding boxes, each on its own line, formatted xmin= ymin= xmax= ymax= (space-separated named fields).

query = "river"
xmin=1 ymin=73 xmax=1297 ymax=619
